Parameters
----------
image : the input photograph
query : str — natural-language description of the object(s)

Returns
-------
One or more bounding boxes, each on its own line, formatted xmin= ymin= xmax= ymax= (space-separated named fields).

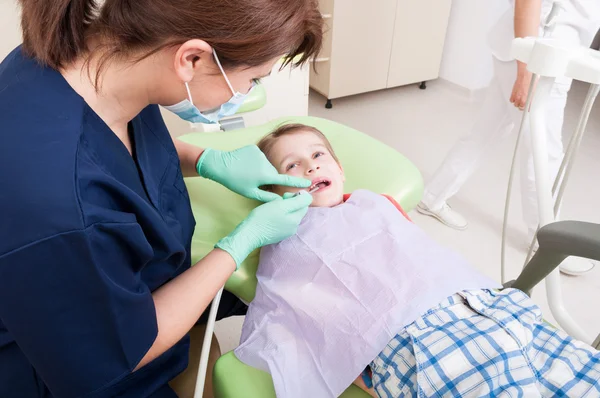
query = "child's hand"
xmin=353 ymin=369 xmax=377 ymax=398
xmin=352 ymin=375 xmax=377 ymax=397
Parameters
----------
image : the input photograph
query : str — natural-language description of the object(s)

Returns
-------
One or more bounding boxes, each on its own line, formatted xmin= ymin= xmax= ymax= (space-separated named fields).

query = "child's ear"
xmin=339 ymin=165 xmax=345 ymax=182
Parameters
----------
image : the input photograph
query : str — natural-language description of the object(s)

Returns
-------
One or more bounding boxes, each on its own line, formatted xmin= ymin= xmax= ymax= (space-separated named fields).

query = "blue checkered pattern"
xmin=371 ymin=289 xmax=600 ymax=397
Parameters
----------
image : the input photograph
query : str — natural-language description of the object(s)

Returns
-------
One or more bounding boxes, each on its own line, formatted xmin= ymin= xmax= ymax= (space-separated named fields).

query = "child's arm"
xmin=353 ymin=376 xmax=377 ymax=397
xmin=353 ymin=368 xmax=377 ymax=397
xmin=381 ymin=194 xmax=412 ymax=222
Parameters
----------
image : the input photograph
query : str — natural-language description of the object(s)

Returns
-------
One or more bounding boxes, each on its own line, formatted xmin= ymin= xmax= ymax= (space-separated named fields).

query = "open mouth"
xmin=309 ymin=178 xmax=331 ymax=192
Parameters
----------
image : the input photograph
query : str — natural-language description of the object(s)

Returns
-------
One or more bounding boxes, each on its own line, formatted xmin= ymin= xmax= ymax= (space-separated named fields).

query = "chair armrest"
xmin=538 ymin=220 xmax=600 ymax=260
xmin=508 ymin=220 xmax=600 ymax=294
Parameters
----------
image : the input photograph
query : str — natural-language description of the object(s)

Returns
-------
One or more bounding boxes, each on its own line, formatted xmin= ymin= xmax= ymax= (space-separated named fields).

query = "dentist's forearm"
xmin=514 ymin=0 xmax=542 ymax=38
xmin=134 ymin=249 xmax=236 ymax=370
xmin=174 ymin=139 xmax=205 ymax=177
xmin=514 ymin=0 xmax=543 ymax=72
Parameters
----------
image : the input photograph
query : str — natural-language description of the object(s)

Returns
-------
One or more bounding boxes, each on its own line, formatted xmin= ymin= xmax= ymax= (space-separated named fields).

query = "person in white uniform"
xmin=417 ymin=0 xmax=600 ymax=275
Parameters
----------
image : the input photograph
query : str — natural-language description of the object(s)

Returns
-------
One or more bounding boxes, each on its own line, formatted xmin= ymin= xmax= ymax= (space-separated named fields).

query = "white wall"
xmin=439 ymin=0 xmax=510 ymax=91
xmin=0 ymin=1 xmax=21 ymax=61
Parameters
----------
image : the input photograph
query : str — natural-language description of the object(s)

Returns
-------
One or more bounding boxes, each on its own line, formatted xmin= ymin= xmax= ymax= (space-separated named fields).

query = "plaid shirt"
xmin=371 ymin=289 xmax=600 ymax=397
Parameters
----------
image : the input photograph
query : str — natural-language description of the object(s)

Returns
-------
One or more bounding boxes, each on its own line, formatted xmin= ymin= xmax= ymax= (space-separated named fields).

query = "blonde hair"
xmin=257 ymin=123 xmax=340 ymax=165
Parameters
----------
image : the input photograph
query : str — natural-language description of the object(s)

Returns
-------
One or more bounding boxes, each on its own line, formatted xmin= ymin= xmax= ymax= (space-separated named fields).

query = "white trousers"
xmin=422 ymin=57 xmax=571 ymax=238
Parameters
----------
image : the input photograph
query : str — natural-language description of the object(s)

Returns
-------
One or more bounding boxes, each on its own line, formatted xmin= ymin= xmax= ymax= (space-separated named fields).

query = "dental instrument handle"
xmin=194 ymin=286 xmax=224 ymax=398
xmin=292 ymin=186 xmax=321 ymax=197
xmin=501 ymin=74 xmax=539 ymax=283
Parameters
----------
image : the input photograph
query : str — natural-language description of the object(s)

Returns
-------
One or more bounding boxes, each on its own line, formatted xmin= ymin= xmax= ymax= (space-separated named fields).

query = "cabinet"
xmin=310 ymin=0 xmax=452 ymax=103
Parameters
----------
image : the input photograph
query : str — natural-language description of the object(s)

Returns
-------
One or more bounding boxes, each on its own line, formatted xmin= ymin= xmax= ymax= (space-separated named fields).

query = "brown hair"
xmin=19 ymin=0 xmax=322 ymax=80
xmin=257 ymin=123 xmax=340 ymax=165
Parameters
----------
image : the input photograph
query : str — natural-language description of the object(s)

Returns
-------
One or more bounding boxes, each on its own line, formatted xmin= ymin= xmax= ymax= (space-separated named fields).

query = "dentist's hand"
xmin=510 ymin=63 xmax=533 ymax=110
xmin=216 ymin=193 xmax=313 ymax=268
xmin=197 ymin=145 xmax=311 ymax=202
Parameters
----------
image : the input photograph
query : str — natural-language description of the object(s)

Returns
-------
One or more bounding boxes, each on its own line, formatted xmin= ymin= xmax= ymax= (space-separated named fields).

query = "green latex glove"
xmin=197 ymin=145 xmax=311 ymax=202
xmin=216 ymin=193 xmax=313 ymax=268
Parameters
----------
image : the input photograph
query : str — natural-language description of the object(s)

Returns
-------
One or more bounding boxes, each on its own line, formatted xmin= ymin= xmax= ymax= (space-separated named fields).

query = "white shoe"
xmin=417 ymin=202 xmax=468 ymax=230
xmin=559 ymin=256 xmax=595 ymax=276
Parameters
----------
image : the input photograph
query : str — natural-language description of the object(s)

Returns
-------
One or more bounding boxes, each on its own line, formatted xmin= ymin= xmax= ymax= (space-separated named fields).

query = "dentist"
xmin=417 ymin=0 xmax=600 ymax=275
xmin=0 ymin=0 xmax=322 ymax=397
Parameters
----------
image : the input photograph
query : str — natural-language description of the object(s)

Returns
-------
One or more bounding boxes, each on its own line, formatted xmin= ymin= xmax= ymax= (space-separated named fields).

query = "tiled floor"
xmin=215 ymin=79 xmax=600 ymax=353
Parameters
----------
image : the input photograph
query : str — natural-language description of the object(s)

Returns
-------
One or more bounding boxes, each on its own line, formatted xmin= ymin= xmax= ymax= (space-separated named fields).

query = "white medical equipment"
xmin=501 ymin=1 xmax=600 ymax=343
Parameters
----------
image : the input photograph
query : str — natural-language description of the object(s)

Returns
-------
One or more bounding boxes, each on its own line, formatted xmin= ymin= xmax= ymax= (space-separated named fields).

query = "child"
xmin=234 ymin=124 xmax=600 ymax=398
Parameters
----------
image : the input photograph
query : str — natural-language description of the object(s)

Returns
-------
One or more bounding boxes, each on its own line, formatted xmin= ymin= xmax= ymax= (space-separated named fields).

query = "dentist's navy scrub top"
xmin=0 ymin=46 xmax=239 ymax=398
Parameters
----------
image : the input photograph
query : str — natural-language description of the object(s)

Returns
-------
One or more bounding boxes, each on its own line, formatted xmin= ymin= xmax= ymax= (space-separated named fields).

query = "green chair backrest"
xmin=180 ymin=116 xmax=423 ymax=302
xmin=235 ymin=84 xmax=267 ymax=115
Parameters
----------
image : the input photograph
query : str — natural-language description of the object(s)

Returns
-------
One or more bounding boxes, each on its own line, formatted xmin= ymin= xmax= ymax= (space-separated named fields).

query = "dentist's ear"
xmin=173 ymin=39 xmax=214 ymax=83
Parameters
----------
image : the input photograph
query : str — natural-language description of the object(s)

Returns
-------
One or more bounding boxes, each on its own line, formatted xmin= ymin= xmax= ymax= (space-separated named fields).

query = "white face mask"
xmin=163 ymin=50 xmax=255 ymax=124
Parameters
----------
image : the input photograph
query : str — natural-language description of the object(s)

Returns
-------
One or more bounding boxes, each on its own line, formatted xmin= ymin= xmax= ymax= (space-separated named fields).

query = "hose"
xmin=501 ymin=74 xmax=539 ymax=283
xmin=194 ymin=286 xmax=225 ymax=398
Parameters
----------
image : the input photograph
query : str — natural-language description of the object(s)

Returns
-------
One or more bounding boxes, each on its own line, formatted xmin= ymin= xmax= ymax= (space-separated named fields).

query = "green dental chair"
xmin=178 ymin=91 xmax=600 ymax=398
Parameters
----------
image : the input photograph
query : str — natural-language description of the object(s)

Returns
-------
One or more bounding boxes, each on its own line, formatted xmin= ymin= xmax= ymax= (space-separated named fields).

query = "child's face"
xmin=267 ymin=131 xmax=345 ymax=207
